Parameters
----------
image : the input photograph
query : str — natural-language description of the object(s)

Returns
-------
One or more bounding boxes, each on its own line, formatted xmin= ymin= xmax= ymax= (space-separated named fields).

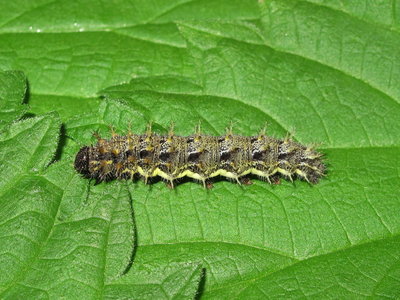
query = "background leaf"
xmin=0 ymin=70 xmax=27 ymax=130
xmin=0 ymin=0 xmax=399 ymax=299
xmin=104 ymin=263 xmax=203 ymax=299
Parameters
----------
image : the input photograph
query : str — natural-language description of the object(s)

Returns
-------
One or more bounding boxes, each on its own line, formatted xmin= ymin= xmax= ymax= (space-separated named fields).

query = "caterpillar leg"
xmin=206 ymin=180 xmax=214 ymax=189
xmin=200 ymin=178 xmax=207 ymax=189
xmin=165 ymin=180 xmax=175 ymax=189
xmin=234 ymin=177 xmax=241 ymax=185
xmin=168 ymin=179 xmax=175 ymax=189
xmin=240 ymin=177 xmax=253 ymax=185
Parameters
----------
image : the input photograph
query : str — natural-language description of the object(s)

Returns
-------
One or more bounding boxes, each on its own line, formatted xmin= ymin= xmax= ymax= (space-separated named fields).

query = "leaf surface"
xmin=0 ymin=0 xmax=399 ymax=299
xmin=0 ymin=70 xmax=27 ymax=130
xmin=0 ymin=75 xmax=198 ymax=299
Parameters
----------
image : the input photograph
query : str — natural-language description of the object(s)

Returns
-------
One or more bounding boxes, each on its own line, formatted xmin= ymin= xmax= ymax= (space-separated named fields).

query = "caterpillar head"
xmin=74 ymin=146 xmax=90 ymax=177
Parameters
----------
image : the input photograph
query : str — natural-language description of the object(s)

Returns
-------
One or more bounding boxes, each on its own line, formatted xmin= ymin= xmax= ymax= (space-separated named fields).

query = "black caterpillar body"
xmin=74 ymin=125 xmax=325 ymax=188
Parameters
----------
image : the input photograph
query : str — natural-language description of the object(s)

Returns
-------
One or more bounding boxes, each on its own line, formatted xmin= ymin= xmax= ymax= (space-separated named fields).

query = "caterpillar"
xmin=74 ymin=124 xmax=325 ymax=188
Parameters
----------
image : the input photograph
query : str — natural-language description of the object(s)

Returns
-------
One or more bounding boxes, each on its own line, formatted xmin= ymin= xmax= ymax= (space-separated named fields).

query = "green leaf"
xmin=1 ymin=0 xmax=400 ymax=299
xmin=0 ymin=70 xmax=27 ymax=130
xmin=105 ymin=262 xmax=203 ymax=299
xmin=222 ymin=236 xmax=400 ymax=299
xmin=0 ymin=86 xmax=197 ymax=299
xmin=0 ymin=113 xmax=61 ymax=291
xmin=0 ymin=113 xmax=60 ymax=191
xmin=259 ymin=0 xmax=400 ymax=102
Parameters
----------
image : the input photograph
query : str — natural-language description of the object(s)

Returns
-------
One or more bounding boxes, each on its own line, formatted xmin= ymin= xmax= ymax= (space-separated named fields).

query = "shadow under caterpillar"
xmin=74 ymin=124 xmax=325 ymax=188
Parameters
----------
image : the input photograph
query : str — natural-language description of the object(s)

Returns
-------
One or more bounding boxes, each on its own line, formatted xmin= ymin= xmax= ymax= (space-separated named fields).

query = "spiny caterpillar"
xmin=74 ymin=123 xmax=325 ymax=188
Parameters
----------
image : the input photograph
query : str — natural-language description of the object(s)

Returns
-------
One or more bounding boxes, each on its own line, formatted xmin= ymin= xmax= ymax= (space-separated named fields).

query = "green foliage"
xmin=0 ymin=71 xmax=27 ymax=130
xmin=0 ymin=0 xmax=399 ymax=299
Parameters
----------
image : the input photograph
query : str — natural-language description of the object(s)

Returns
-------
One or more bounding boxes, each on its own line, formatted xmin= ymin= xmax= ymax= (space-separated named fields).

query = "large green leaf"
xmin=0 ymin=0 xmax=399 ymax=299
